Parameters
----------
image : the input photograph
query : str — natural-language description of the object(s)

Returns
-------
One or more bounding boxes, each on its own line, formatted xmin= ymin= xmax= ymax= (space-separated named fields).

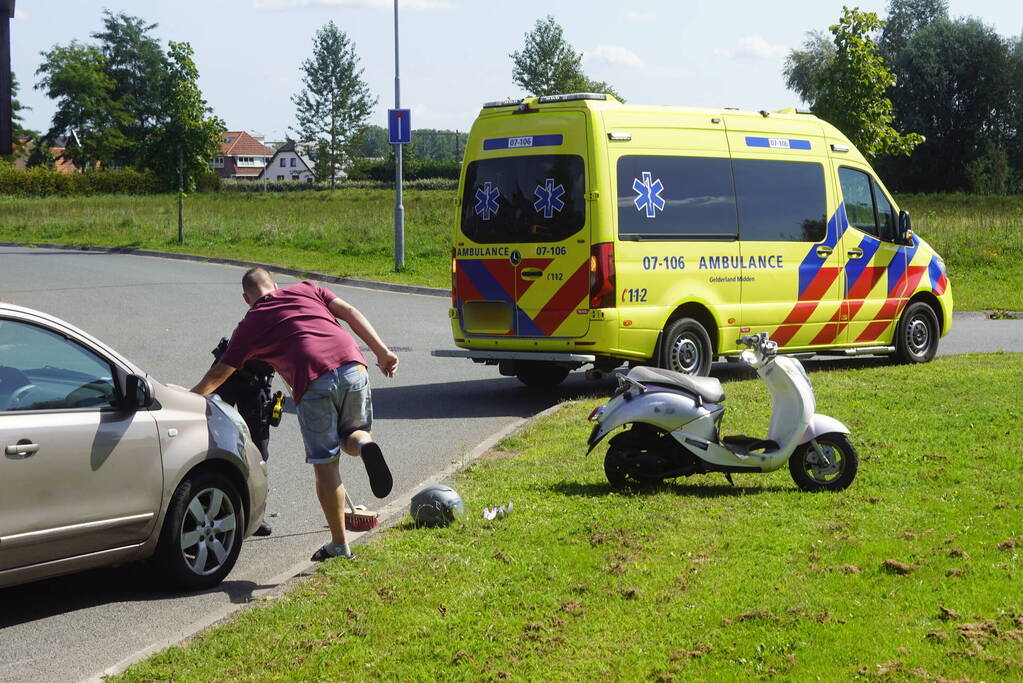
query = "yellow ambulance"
xmin=433 ymin=93 xmax=953 ymax=387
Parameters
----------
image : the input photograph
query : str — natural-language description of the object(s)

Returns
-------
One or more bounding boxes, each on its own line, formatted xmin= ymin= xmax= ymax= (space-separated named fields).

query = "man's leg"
xmin=313 ymin=461 xmax=347 ymax=546
xmin=341 ymin=429 xmax=372 ymax=455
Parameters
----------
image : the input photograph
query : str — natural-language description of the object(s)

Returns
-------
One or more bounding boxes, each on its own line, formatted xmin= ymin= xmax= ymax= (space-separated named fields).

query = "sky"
xmin=9 ymin=0 xmax=1023 ymax=141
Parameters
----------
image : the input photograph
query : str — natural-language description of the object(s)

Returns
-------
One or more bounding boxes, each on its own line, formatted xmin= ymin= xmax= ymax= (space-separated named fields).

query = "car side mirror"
xmin=898 ymin=210 xmax=914 ymax=245
xmin=124 ymin=374 xmax=154 ymax=410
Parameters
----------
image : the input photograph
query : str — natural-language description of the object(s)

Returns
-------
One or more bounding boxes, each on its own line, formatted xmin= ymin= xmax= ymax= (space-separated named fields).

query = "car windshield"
xmin=460 ymin=155 xmax=585 ymax=244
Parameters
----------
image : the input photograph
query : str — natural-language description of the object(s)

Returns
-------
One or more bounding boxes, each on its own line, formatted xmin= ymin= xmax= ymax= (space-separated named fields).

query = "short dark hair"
xmin=242 ymin=267 xmax=275 ymax=298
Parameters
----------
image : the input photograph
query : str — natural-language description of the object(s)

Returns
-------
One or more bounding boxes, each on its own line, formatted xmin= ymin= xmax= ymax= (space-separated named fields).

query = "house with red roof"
xmin=212 ymin=131 xmax=273 ymax=179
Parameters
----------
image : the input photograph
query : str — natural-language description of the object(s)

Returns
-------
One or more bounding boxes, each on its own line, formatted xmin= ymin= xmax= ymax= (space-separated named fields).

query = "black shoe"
xmin=310 ymin=543 xmax=355 ymax=562
xmin=360 ymin=442 xmax=392 ymax=499
xmin=253 ymin=520 xmax=272 ymax=537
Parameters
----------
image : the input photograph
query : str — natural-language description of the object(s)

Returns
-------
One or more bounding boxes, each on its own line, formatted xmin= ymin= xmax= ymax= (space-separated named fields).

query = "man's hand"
xmin=190 ymin=362 xmax=236 ymax=395
xmin=376 ymin=350 xmax=399 ymax=378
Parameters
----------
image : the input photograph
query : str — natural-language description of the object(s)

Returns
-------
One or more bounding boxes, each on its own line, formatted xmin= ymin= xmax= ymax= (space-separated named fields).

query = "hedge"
xmin=0 ymin=167 xmax=164 ymax=196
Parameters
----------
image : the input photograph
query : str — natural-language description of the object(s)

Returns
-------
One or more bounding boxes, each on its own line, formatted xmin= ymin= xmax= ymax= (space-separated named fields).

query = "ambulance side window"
xmin=838 ymin=167 xmax=878 ymax=237
xmin=733 ymin=159 xmax=826 ymax=242
xmin=873 ymin=180 xmax=897 ymax=241
xmin=616 ymin=155 xmax=737 ymax=240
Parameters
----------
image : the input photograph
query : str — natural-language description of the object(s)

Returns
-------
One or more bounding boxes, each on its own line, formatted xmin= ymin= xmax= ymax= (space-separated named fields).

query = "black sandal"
xmin=310 ymin=544 xmax=355 ymax=562
xmin=360 ymin=442 xmax=393 ymax=499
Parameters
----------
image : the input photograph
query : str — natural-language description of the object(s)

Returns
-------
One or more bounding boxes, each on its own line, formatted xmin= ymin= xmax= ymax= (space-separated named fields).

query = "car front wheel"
xmin=154 ymin=471 xmax=244 ymax=591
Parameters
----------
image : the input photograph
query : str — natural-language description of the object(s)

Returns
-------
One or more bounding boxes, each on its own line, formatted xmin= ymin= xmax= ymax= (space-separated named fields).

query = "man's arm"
xmin=328 ymin=297 xmax=399 ymax=377
xmin=190 ymin=362 xmax=237 ymax=395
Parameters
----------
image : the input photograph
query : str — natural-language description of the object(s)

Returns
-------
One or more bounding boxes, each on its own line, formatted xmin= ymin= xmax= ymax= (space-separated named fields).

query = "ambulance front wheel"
xmin=515 ymin=361 xmax=570 ymax=389
xmin=894 ymin=301 xmax=939 ymax=364
xmin=660 ymin=318 xmax=713 ymax=377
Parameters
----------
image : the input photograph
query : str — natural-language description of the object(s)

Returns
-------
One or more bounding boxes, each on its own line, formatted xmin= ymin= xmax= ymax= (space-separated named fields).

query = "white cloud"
xmin=626 ymin=11 xmax=655 ymax=20
xmin=716 ymin=35 xmax=788 ymax=60
xmin=586 ymin=45 xmax=645 ymax=70
xmin=253 ymin=0 xmax=454 ymax=10
xmin=14 ymin=9 xmax=27 ymax=19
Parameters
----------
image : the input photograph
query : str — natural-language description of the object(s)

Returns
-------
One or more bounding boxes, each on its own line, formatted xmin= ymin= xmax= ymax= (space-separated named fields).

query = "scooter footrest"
xmin=722 ymin=434 xmax=779 ymax=455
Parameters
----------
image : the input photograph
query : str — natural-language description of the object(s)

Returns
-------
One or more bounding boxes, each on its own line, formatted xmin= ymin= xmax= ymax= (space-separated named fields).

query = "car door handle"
xmin=847 ymin=248 xmax=864 ymax=259
xmin=5 ymin=441 xmax=39 ymax=458
xmin=816 ymin=246 xmax=833 ymax=257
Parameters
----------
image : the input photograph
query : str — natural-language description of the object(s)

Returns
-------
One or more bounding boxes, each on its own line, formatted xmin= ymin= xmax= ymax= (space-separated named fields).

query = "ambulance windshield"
xmin=460 ymin=155 xmax=585 ymax=244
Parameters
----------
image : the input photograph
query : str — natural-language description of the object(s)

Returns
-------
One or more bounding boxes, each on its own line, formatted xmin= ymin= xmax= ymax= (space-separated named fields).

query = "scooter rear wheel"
xmin=789 ymin=433 xmax=858 ymax=492
xmin=603 ymin=447 xmax=663 ymax=490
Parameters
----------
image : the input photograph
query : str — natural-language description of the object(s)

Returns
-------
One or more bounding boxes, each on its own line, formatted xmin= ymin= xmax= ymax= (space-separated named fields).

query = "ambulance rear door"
xmin=456 ymin=112 xmax=591 ymax=339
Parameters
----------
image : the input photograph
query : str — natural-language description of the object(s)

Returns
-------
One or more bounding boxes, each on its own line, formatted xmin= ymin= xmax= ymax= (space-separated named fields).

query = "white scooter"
xmin=586 ymin=333 xmax=858 ymax=491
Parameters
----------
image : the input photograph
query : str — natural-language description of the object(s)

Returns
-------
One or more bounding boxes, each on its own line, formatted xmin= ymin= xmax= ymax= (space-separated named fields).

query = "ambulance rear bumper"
xmin=431 ymin=349 xmax=597 ymax=365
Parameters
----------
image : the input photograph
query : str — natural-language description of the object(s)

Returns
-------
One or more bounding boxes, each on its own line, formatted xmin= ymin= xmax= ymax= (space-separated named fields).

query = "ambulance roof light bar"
xmin=537 ymin=93 xmax=608 ymax=103
xmin=482 ymin=98 xmax=523 ymax=109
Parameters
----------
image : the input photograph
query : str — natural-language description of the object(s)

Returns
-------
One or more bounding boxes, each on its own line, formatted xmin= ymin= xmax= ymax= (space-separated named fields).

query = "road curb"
xmin=0 ymin=241 xmax=450 ymax=299
xmin=93 ymin=401 xmax=575 ymax=682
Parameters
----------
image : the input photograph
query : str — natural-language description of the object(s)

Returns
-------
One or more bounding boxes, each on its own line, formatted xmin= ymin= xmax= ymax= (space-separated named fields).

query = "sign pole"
xmin=0 ymin=0 xmax=14 ymax=157
xmin=392 ymin=0 xmax=405 ymax=272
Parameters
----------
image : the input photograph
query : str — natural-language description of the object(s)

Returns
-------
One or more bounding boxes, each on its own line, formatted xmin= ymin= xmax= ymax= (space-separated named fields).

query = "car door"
xmin=836 ymin=167 xmax=914 ymax=344
xmin=0 ymin=316 xmax=162 ymax=573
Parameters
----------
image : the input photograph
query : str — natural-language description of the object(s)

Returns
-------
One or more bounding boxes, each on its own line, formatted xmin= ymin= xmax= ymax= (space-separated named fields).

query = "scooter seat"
xmin=627 ymin=366 xmax=725 ymax=403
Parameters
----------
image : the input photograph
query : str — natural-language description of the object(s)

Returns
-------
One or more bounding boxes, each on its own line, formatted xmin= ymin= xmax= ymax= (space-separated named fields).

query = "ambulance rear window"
xmin=460 ymin=155 xmax=585 ymax=244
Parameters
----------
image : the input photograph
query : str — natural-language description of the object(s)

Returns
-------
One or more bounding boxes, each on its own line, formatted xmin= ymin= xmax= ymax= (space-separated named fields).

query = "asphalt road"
xmin=0 ymin=247 xmax=1020 ymax=683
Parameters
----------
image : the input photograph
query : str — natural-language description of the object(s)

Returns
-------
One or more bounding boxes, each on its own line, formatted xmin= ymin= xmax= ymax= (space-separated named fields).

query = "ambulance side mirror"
xmin=898 ymin=210 xmax=914 ymax=245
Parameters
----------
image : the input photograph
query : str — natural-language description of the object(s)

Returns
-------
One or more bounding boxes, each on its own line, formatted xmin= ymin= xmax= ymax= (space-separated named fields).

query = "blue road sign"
xmin=388 ymin=108 xmax=411 ymax=144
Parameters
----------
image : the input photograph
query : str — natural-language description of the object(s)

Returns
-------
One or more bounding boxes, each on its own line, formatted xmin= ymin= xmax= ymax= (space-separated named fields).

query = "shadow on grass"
xmin=546 ymin=479 xmax=792 ymax=499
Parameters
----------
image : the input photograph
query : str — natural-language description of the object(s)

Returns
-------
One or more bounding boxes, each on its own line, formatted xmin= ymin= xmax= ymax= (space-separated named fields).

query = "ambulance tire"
xmin=894 ymin=301 xmax=939 ymax=364
xmin=515 ymin=361 xmax=570 ymax=389
xmin=660 ymin=318 xmax=714 ymax=377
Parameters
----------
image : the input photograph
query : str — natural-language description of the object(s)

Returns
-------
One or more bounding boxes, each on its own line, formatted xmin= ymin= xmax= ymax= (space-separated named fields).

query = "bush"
xmin=346 ymin=157 xmax=461 ymax=182
xmin=219 ymin=176 xmax=459 ymax=193
xmin=195 ymin=171 xmax=223 ymax=193
xmin=0 ymin=167 xmax=163 ymax=196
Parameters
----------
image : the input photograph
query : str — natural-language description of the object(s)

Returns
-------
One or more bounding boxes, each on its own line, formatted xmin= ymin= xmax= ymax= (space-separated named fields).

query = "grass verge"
xmin=1 ymin=192 xmax=1022 ymax=308
xmin=113 ymin=353 xmax=1023 ymax=682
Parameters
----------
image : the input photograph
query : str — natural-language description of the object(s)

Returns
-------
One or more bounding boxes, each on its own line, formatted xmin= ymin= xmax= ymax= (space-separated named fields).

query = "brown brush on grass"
xmin=344 ymin=494 xmax=379 ymax=531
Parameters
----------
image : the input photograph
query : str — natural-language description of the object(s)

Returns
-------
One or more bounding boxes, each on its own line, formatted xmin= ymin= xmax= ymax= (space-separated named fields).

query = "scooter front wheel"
xmin=789 ymin=433 xmax=858 ymax=492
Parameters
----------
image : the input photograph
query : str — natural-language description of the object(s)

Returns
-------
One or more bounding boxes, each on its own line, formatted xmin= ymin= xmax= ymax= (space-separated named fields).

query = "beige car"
xmin=0 ymin=303 xmax=267 ymax=590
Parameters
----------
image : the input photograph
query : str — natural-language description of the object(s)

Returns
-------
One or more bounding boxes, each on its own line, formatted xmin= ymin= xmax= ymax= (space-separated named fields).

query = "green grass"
xmin=0 ymin=191 xmax=455 ymax=288
xmin=899 ymin=193 xmax=1023 ymax=311
xmin=0 ymin=191 xmax=1021 ymax=308
xmin=113 ymin=353 xmax=1023 ymax=682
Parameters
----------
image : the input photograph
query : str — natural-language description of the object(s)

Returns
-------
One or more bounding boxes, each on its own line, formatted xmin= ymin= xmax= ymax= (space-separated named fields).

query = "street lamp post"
xmin=392 ymin=0 xmax=405 ymax=272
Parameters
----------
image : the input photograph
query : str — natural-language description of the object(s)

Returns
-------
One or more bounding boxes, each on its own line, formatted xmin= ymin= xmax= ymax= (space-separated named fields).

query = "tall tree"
xmin=291 ymin=21 xmax=377 ymax=190
xmin=783 ymin=31 xmax=836 ymax=105
xmin=143 ymin=41 xmax=225 ymax=191
xmin=510 ymin=16 xmax=621 ymax=99
xmin=809 ymin=8 xmax=921 ymax=160
xmin=878 ymin=0 xmax=948 ymax=61
xmin=880 ymin=17 xmax=1014 ymax=191
xmin=91 ymin=10 xmax=171 ymax=166
xmin=35 ymin=42 xmax=130 ymax=169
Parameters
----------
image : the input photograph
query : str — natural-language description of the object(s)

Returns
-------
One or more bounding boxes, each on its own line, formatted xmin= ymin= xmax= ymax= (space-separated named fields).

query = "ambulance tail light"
xmin=451 ymin=248 xmax=458 ymax=307
xmin=589 ymin=242 xmax=616 ymax=309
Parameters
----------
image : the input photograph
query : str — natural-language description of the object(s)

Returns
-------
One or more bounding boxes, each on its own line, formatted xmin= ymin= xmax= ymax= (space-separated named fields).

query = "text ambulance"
xmin=433 ymin=94 xmax=952 ymax=388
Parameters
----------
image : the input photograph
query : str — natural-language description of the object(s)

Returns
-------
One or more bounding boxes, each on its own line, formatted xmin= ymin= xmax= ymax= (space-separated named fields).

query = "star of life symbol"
xmin=474 ymin=182 xmax=500 ymax=221
xmin=633 ymin=171 xmax=665 ymax=218
xmin=533 ymin=178 xmax=566 ymax=219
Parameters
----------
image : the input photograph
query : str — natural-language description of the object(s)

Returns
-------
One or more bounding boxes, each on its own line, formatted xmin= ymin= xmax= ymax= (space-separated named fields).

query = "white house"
xmin=259 ymin=140 xmax=317 ymax=183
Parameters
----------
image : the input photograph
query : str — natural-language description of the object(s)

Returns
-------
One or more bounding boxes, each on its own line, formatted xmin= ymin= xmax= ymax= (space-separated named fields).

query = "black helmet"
xmin=410 ymin=485 xmax=465 ymax=527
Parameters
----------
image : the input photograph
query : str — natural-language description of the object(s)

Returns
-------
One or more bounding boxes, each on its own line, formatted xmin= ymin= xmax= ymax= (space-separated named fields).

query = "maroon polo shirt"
xmin=219 ymin=281 xmax=366 ymax=403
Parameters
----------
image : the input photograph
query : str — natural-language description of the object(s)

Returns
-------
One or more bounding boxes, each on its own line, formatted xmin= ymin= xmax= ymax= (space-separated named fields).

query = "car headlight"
xmin=206 ymin=395 xmax=250 ymax=459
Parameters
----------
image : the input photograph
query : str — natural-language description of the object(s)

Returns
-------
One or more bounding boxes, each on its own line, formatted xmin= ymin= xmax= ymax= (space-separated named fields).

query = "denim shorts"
xmin=296 ymin=362 xmax=373 ymax=465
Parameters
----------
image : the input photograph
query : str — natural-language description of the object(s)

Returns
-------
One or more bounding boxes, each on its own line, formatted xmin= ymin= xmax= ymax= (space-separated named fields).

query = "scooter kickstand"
xmin=724 ymin=473 xmax=735 ymax=487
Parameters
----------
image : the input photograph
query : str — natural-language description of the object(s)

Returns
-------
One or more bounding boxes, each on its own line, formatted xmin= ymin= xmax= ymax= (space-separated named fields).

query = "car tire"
xmin=894 ymin=301 xmax=939 ymax=364
xmin=660 ymin=317 xmax=714 ymax=376
xmin=154 ymin=470 xmax=244 ymax=591
xmin=515 ymin=361 xmax=570 ymax=388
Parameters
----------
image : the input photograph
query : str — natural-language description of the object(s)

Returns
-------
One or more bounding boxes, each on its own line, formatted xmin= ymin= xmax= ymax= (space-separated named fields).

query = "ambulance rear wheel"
xmin=894 ymin=301 xmax=939 ymax=364
xmin=515 ymin=362 xmax=570 ymax=388
xmin=660 ymin=318 xmax=713 ymax=377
